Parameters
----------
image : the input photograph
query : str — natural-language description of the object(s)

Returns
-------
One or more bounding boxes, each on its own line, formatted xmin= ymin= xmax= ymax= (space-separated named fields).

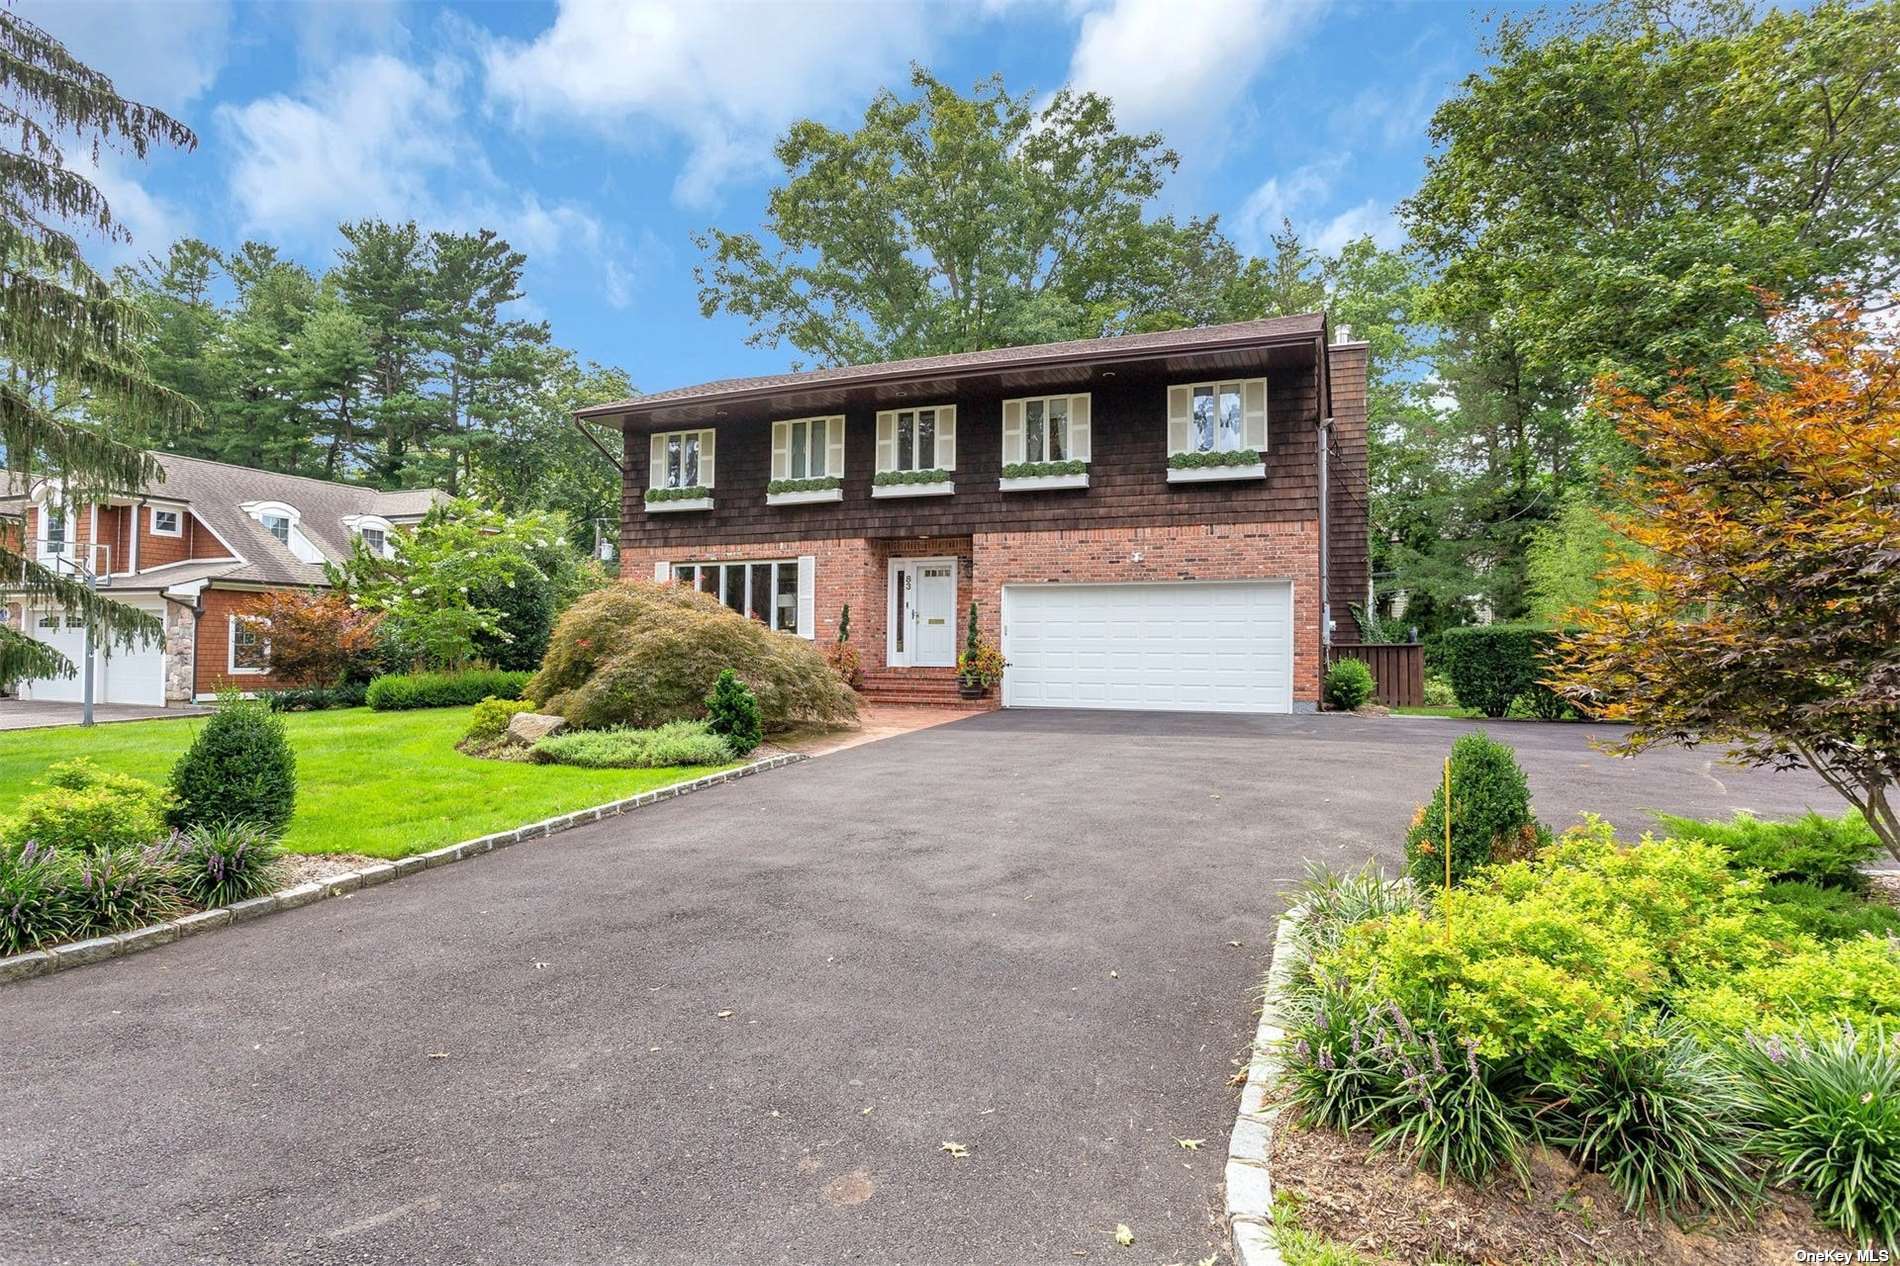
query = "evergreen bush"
xmin=1403 ymin=731 xmax=1547 ymax=889
xmin=1324 ymin=658 xmax=1375 ymax=710
xmin=169 ymin=698 xmax=297 ymax=837
xmin=705 ymin=668 xmax=763 ymax=756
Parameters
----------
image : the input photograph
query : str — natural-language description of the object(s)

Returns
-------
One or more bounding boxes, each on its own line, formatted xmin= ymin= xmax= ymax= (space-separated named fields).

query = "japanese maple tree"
xmin=1555 ymin=300 xmax=1900 ymax=859
xmin=247 ymin=589 xmax=383 ymax=687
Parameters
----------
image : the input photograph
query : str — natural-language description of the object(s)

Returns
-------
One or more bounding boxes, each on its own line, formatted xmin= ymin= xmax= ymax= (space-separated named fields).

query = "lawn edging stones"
xmin=1226 ymin=905 xmax=1304 ymax=1266
xmin=0 ymin=751 xmax=806 ymax=987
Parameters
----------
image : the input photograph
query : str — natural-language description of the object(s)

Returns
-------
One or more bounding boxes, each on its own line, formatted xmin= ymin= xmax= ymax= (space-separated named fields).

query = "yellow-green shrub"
xmin=466 ymin=696 xmax=534 ymax=741
xmin=2 ymin=759 xmax=171 ymax=853
xmin=1677 ymin=936 xmax=1900 ymax=1041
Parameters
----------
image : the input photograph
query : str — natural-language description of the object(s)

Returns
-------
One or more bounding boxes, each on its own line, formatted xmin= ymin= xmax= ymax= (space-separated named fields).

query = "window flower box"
xmin=645 ymin=486 xmax=714 ymax=512
xmin=999 ymin=459 xmax=1089 ymax=492
xmin=765 ymin=477 xmax=843 ymax=506
xmin=1166 ymin=449 xmax=1265 ymax=484
xmin=872 ymin=469 xmax=954 ymax=499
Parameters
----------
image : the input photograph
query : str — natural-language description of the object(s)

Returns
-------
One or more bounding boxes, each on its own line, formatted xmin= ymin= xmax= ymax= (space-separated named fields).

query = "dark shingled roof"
xmin=576 ymin=313 xmax=1329 ymax=419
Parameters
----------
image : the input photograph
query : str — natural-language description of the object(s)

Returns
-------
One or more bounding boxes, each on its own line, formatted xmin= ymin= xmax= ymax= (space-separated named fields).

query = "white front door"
xmin=889 ymin=559 xmax=958 ymax=668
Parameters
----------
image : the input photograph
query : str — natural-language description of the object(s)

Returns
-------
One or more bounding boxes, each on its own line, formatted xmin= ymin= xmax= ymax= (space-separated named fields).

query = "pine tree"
xmin=0 ymin=11 xmax=198 ymax=685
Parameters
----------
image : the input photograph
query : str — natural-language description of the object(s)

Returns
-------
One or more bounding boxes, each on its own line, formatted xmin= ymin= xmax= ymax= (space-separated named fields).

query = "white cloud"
xmin=481 ymin=0 xmax=933 ymax=206
xmin=216 ymin=51 xmax=641 ymax=306
xmin=19 ymin=0 xmax=232 ymax=111
xmin=1063 ymin=0 xmax=1325 ymax=159
xmin=1330 ymin=67 xmax=1452 ymax=151
xmin=1234 ymin=157 xmax=1400 ymax=257
xmin=74 ymin=149 xmax=190 ymax=265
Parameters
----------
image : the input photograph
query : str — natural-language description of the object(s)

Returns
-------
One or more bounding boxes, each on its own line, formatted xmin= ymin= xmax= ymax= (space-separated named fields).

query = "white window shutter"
xmin=649 ymin=432 xmax=666 ymax=488
xmin=937 ymin=405 xmax=956 ymax=471
xmin=876 ymin=411 xmax=896 ymax=472
xmin=1244 ymin=378 xmax=1269 ymax=451
xmin=796 ymin=555 xmax=816 ymax=638
xmin=1068 ymin=394 xmax=1091 ymax=462
xmin=1166 ymin=386 xmax=1192 ymax=455
xmin=698 ymin=428 xmax=716 ymax=488
xmin=653 ymin=559 xmax=670 ymax=583
xmin=770 ymin=421 xmax=789 ymax=480
xmin=1002 ymin=399 xmax=1024 ymax=464
xmin=826 ymin=416 xmax=846 ymax=478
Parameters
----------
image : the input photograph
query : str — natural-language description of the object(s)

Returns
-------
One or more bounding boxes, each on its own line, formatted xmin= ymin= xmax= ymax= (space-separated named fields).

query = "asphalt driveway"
xmin=0 ymin=712 xmax=1835 ymax=1265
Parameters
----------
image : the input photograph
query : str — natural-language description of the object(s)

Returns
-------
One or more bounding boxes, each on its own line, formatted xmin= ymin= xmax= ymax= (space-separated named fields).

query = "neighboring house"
xmin=0 ymin=454 xmax=445 ymax=706
xmin=583 ymin=314 xmax=1370 ymax=713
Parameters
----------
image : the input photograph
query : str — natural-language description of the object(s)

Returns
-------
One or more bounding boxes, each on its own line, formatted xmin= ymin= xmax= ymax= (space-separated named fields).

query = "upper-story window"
xmin=242 ymin=500 xmax=325 ymax=564
xmin=771 ymin=416 xmax=844 ymax=481
xmin=41 ymin=507 xmax=67 ymax=556
xmin=875 ymin=405 xmax=956 ymax=473
xmin=359 ymin=527 xmax=387 ymax=556
xmin=1002 ymin=394 xmax=1093 ymax=466
xmin=344 ymin=514 xmax=396 ymax=559
xmin=649 ymin=428 xmax=716 ymax=489
xmin=149 ymin=506 xmax=182 ymax=537
xmin=1168 ymin=378 xmax=1268 ymax=456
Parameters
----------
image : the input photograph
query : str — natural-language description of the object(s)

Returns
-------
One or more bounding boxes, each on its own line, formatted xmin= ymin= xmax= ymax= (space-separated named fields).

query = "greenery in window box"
xmin=1001 ymin=459 xmax=1087 ymax=479
xmin=1168 ymin=448 xmax=1262 ymax=469
xmin=645 ymin=485 xmax=713 ymax=503
xmin=766 ymin=476 xmax=843 ymax=494
xmin=872 ymin=468 xmax=952 ymax=486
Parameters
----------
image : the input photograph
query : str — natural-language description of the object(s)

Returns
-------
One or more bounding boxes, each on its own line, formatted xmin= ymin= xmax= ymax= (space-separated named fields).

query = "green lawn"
xmin=1391 ymin=704 xmax=1484 ymax=718
xmin=0 ymin=707 xmax=733 ymax=859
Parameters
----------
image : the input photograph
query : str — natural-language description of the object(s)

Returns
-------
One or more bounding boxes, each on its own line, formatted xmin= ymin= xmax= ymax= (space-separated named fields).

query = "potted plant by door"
xmin=957 ymin=600 xmax=1007 ymax=699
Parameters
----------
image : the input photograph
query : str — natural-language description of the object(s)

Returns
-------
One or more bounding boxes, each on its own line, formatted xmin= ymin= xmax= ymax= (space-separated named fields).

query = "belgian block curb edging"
xmin=1225 ymin=906 xmax=1305 ymax=1266
xmin=0 ymin=752 xmax=807 ymax=987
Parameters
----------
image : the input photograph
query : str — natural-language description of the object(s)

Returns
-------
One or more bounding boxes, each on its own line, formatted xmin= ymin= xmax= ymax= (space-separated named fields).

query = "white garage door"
xmin=17 ymin=600 xmax=167 ymax=706
xmin=1001 ymin=581 xmax=1294 ymax=713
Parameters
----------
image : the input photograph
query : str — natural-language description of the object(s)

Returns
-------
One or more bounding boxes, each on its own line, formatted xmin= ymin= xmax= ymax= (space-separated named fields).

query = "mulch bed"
xmin=1270 ymin=1113 xmax=1851 ymax=1265
xmin=277 ymin=851 xmax=381 ymax=888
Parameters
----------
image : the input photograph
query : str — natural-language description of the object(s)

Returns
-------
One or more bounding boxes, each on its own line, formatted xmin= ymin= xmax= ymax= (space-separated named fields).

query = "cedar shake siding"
xmin=600 ymin=317 xmax=1371 ymax=712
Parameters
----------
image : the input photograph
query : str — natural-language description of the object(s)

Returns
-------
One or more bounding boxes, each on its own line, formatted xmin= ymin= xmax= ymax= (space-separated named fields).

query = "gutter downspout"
xmin=1316 ymin=323 xmax=1335 ymax=659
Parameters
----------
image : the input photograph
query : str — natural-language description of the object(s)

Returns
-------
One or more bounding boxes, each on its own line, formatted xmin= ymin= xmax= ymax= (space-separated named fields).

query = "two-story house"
xmin=2 ymin=454 xmax=445 ymax=706
xmin=585 ymin=314 xmax=1369 ymax=713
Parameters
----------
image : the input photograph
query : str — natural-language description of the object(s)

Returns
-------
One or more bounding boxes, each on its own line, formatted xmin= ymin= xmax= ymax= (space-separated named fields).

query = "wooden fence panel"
xmin=1326 ymin=643 xmax=1425 ymax=708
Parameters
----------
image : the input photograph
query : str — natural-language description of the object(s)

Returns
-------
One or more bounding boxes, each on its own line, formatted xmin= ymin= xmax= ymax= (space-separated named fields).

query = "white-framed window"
xmin=241 ymin=500 xmax=325 ymax=563
xmin=229 ymin=614 xmax=271 ymax=675
xmin=649 ymin=428 xmax=717 ymax=490
xmin=1167 ymin=378 xmax=1269 ymax=455
xmin=37 ymin=614 xmax=58 ymax=630
xmin=360 ymin=527 xmax=387 ymax=556
xmin=40 ymin=506 xmax=68 ymax=557
xmin=659 ymin=557 xmax=815 ymax=638
xmin=64 ymin=613 xmax=84 ymax=629
xmin=1002 ymin=393 xmax=1092 ymax=465
xmin=261 ymin=513 xmax=291 ymax=545
xmin=875 ymin=405 xmax=956 ymax=473
xmin=149 ymin=505 xmax=182 ymax=537
xmin=770 ymin=415 xmax=845 ymax=481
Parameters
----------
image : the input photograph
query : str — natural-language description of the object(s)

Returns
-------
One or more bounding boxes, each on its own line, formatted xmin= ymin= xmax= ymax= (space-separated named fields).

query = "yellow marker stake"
xmin=1443 ymin=755 xmax=1453 ymax=943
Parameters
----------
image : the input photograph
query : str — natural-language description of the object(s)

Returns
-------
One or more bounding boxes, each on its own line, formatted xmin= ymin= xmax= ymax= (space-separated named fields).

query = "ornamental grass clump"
xmin=67 ymin=843 xmax=184 ymax=933
xmin=169 ymin=822 xmax=283 ymax=909
xmin=0 ymin=841 xmax=84 ymax=955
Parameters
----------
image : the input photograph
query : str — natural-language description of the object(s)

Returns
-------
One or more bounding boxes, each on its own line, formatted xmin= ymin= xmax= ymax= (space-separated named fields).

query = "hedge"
xmin=1440 ymin=625 xmax=1571 ymax=719
xmin=365 ymin=668 xmax=533 ymax=711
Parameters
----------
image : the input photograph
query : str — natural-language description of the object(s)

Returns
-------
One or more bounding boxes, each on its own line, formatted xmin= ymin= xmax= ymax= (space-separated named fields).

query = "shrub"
xmin=1543 ymin=1022 xmax=1760 ymax=1217
xmin=1676 ymin=935 xmax=1900 ymax=1042
xmin=169 ymin=698 xmax=298 ymax=838
xmin=767 ymin=476 xmax=842 ymax=494
xmin=1421 ymin=673 xmax=1458 ymax=708
xmin=1001 ymin=458 xmax=1087 ymax=478
xmin=366 ymin=668 xmax=532 ymax=711
xmin=1168 ymin=447 xmax=1262 ymax=469
xmin=1403 ymin=731 xmax=1547 ymax=889
xmin=1761 ymin=880 xmax=1900 ymax=941
xmin=169 ymin=822 xmax=284 ymax=908
xmin=1324 ymin=658 xmax=1375 ymax=711
xmin=260 ymin=681 xmax=368 ymax=712
xmin=872 ymin=468 xmax=950 ymax=486
xmin=244 ymin=588 xmax=383 ymax=687
xmin=533 ymin=721 xmax=733 ymax=769
xmin=526 ymin=582 xmax=856 ymax=732
xmin=705 ymin=668 xmax=763 ymax=756
xmin=466 ymin=695 xmax=536 ymax=742
xmin=644 ymin=484 xmax=710 ymax=502
xmin=3 ymin=759 xmax=171 ymax=852
xmin=1734 ymin=1027 xmax=1900 ymax=1249
xmin=1440 ymin=625 xmax=1567 ymax=719
xmin=471 ymin=563 xmax=557 ymax=671
xmin=68 ymin=843 xmax=184 ymax=933
xmin=0 ymin=841 xmax=83 ymax=955
xmin=1657 ymin=809 xmax=1880 ymax=889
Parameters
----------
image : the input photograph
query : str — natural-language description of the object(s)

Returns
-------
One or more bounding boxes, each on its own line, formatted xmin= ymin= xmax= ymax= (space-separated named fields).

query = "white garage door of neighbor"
xmin=18 ymin=602 xmax=166 ymax=706
xmin=1001 ymin=580 xmax=1294 ymax=714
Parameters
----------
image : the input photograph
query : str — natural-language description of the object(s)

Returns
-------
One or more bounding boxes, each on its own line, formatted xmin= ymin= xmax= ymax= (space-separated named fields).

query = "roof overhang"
xmin=580 ymin=317 xmax=1329 ymax=431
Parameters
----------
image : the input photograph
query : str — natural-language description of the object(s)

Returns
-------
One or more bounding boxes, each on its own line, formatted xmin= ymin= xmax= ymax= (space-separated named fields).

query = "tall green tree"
xmin=426 ymin=228 xmax=549 ymax=494
xmin=694 ymin=67 xmax=1236 ymax=365
xmin=0 ymin=11 xmax=197 ymax=683
xmin=333 ymin=219 xmax=440 ymax=485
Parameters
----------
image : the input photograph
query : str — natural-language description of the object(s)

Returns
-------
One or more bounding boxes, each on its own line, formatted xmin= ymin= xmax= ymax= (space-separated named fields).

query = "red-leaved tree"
xmin=1554 ymin=300 xmax=1900 ymax=859
xmin=246 ymin=589 xmax=383 ymax=687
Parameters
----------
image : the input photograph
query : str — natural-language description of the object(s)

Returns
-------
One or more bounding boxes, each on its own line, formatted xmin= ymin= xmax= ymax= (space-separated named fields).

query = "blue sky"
xmin=36 ymin=0 xmax=1503 ymax=393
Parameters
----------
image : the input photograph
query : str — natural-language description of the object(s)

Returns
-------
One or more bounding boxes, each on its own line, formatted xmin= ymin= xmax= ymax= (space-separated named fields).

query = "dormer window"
xmin=343 ymin=514 xmax=396 ymax=559
xmin=262 ymin=513 xmax=291 ymax=545
xmin=360 ymin=527 xmax=386 ymax=555
xmin=241 ymin=500 xmax=325 ymax=564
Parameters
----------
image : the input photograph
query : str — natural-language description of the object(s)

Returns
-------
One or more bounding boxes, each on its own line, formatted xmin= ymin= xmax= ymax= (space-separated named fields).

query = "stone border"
xmin=0 ymin=752 xmax=806 ymax=987
xmin=1226 ymin=905 xmax=1305 ymax=1266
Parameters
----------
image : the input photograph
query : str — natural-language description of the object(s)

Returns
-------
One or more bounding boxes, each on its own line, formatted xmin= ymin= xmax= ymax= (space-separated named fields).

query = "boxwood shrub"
xmin=872 ymin=468 xmax=951 ymax=487
xmin=169 ymin=697 xmax=297 ymax=837
xmin=366 ymin=668 xmax=532 ymax=711
xmin=766 ymin=476 xmax=842 ymax=494
xmin=643 ymin=485 xmax=711 ymax=503
xmin=1403 ymin=731 xmax=1547 ymax=889
xmin=1000 ymin=459 xmax=1087 ymax=479
xmin=1167 ymin=448 xmax=1262 ymax=469
xmin=1440 ymin=625 xmax=1571 ymax=718
xmin=1323 ymin=657 xmax=1375 ymax=710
